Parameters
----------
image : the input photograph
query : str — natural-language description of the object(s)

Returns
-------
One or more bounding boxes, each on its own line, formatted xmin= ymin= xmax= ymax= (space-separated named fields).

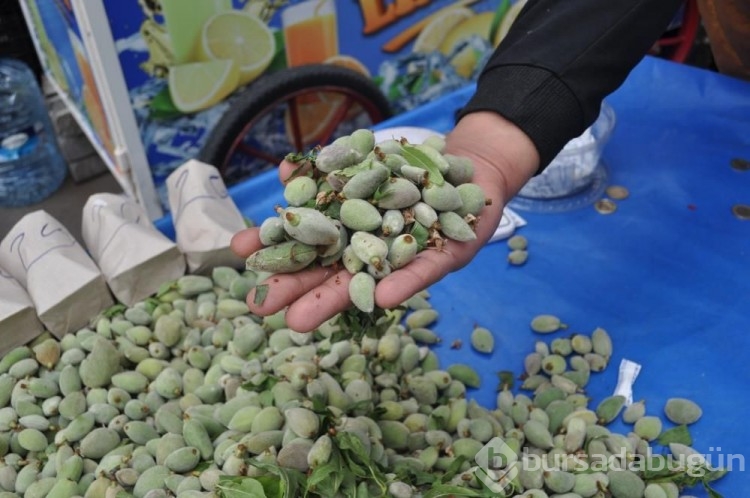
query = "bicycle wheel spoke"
xmin=287 ymin=97 xmax=305 ymax=151
xmin=317 ymin=94 xmax=357 ymax=145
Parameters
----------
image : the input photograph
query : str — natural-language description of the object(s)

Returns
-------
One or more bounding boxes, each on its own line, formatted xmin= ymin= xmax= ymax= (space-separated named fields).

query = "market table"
xmin=157 ymin=55 xmax=749 ymax=495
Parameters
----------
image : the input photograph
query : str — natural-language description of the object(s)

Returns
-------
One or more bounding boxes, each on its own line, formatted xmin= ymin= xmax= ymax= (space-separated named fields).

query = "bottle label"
xmin=0 ymin=123 xmax=42 ymax=162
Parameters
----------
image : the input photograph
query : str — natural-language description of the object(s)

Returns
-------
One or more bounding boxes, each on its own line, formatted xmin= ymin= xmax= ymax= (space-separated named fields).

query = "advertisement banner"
xmin=40 ymin=0 xmax=524 ymax=209
xmin=24 ymin=0 xmax=117 ymax=165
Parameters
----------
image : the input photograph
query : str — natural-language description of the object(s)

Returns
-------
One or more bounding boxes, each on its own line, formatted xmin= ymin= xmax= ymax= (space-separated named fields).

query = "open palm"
xmin=231 ymin=112 xmax=538 ymax=332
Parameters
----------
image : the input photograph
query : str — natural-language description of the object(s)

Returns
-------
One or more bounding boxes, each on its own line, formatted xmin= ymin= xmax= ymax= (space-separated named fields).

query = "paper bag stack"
xmin=0 ymin=210 xmax=114 ymax=338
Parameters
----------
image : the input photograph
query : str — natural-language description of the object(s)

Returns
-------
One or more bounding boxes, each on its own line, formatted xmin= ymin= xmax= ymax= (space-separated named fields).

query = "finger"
xmin=246 ymin=266 xmax=337 ymax=316
xmin=285 ymin=269 xmax=354 ymax=333
xmin=230 ymin=228 xmax=263 ymax=258
xmin=375 ymin=246 xmax=462 ymax=309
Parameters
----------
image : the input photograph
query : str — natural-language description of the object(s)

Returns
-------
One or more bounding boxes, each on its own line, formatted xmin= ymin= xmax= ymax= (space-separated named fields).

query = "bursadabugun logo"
xmin=474 ymin=437 xmax=521 ymax=494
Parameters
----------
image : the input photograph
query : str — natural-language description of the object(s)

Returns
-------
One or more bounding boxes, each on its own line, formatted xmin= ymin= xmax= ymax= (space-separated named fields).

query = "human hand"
xmin=230 ymin=112 xmax=539 ymax=332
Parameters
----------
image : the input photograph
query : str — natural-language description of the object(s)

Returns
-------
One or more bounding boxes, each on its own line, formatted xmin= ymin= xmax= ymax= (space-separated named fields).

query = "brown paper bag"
xmin=166 ymin=159 xmax=246 ymax=274
xmin=0 ymin=210 xmax=114 ymax=337
xmin=0 ymin=266 xmax=44 ymax=355
xmin=82 ymin=193 xmax=186 ymax=306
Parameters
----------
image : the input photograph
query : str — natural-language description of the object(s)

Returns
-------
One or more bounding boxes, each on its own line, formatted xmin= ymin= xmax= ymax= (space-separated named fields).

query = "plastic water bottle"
xmin=0 ymin=58 xmax=67 ymax=207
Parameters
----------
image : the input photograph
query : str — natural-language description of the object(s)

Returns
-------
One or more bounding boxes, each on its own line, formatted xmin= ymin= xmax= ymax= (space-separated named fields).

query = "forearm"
xmin=445 ymin=112 xmax=539 ymax=206
xmin=459 ymin=0 xmax=684 ymax=172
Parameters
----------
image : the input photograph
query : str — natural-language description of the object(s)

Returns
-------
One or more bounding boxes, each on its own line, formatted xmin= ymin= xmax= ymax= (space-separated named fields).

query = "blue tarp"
xmin=156 ymin=56 xmax=750 ymax=495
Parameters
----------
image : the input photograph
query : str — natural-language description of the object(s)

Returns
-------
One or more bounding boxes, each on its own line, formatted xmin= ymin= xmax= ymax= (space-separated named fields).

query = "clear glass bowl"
xmin=517 ymin=101 xmax=616 ymax=200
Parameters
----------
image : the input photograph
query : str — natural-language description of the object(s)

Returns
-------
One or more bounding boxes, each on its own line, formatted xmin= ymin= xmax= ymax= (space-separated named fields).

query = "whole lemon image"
xmin=439 ymin=12 xmax=495 ymax=78
xmin=197 ymin=10 xmax=276 ymax=86
xmin=169 ymin=59 xmax=240 ymax=113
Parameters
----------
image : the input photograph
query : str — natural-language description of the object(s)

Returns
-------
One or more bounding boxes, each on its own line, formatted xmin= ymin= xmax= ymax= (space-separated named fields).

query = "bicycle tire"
xmin=199 ymin=64 xmax=392 ymax=182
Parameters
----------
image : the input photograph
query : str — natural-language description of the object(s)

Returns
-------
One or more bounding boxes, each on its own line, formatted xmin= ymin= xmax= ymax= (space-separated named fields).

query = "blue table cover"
xmin=156 ymin=56 xmax=749 ymax=495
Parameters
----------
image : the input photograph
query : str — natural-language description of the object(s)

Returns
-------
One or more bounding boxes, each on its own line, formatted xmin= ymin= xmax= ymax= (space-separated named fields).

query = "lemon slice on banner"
xmin=284 ymin=92 xmax=345 ymax=145
xmin=412 ymin=7 xmax=474 ymax=53
xmin=494 ymin=0 xmax=528 ymax=45
xmin=280 ymin=55 xmax=371 ymax=144
xmin=198 ymin=11 xmax=276 ymax=85
xmin=438 ymin=12 xmax=495 ymax=78
xmin=169 ymin=59 xmax=240 ymax=114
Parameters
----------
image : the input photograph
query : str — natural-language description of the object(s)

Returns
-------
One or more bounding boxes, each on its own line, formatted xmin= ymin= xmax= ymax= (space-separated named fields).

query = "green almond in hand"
xmin=245 ymin=240 xmax=317 ymax=273
xmin=349 ymin=271 xmax=376 ymax=313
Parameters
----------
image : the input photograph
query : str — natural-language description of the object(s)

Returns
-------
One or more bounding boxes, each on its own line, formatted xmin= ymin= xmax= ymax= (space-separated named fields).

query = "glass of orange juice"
xmin=282 ymin=0 xmax=339 ymax=67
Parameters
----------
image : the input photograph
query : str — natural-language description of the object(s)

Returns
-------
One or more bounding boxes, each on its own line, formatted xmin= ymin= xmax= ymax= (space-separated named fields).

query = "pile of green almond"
xmin=0 ymin=266 xmax=728 ymax=498
xmin=245 ymin=129 xmax=489 ymax=312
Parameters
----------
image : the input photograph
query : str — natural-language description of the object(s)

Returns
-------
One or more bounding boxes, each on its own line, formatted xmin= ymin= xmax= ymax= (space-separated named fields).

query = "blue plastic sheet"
xmin=156 ymin=56 xmax=749 ymax=494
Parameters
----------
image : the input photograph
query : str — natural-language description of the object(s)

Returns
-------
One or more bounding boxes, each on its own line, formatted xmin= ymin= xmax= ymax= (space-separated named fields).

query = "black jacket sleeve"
xmin=457 ymin=0 xmax=684 ymax=173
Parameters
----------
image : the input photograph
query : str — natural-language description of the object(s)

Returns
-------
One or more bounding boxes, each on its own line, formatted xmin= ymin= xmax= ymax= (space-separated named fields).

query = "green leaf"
xmin=393 ymin=460 xmax=435 ymax=487
xmin=194 ymin=460 xmax=214 ymax=473
xmin=256 ymin=374 xmax=279 ymax=392
xmin=704 ymin=480 xmax=725 ymax=498
xmin=156 ymin=280 xmax=177 ymax=298
xmin=387 ymin=81 xmax=404 ymax=101
xmin=410 ymin=222 xmax=429 ymax=250
xmin=254 ymin=284 xmax=270 ymax=306
xmin=244 ymin=217 xmax=255 ymax=228
xmin=285 ymin=151 xmax=312 ymax=164
xmin=267 ymin=30 xmax=288 ymax=73
xmin=149 ymin=86 xmax=183 ymax=120
xmin=339 ymin=157 xmax=374 ymax=178
xmin=306 ymin=459 xmax=342 ymax=488
xmin=241 ymin=373 xmax=279 ymax=393
xmin=306 ymin=449 xmax=345 ymax=497
xmin=256 ymin=475 xmax=283 ymax=498
xmin=311 ymin=394 xmax=328 ymax=414
xmin=335 ymin=432 xmax=388 ymax=494
xmin=488 ymin=0 xmax=511 ymax=43
xmin=409 ymin=74 xmax=426 ymax=94
xmin=216 ymin=476 xmax=268 ymax=498
xmin=333 ymin=307 xmax=392 ymax=342
xmin=103 ymin=303 xmax=127 ymax=318
xmin=400 ymin=144 xmax=445 ymax=185
xmin=355 ymin=481 xmax=370 ymax=498
xmin=244 ymin=459 xmax=305 ymax=498
xmin=143 ymin=297 xmax=161 ymax=314
xmin=642 ymin=455 xmax=681 ymax=480
xmin=440 ymin=456 xmax=468 ymax=483
xmin=496 ymin=371 xmax=515 ymax=391
xmin=657 ymin=425 xmax=692 ymax=446
xmin=337 ymin=432 xmax=370 ymax=464
xmin=323 ymin=200 xmax=342 ymax=220
xmin=704 ymin=468 xmax=729 ymax=483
